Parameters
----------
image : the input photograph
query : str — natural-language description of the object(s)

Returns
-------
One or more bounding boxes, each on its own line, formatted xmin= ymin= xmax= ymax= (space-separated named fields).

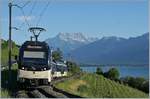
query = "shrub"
xmin=52 ymin=48 xmax=63 ymax=61
xmin=66 ymin=61 xmax=81 ymax=74
xmin=77 ymin=85 xmax=88 ymax=92
xmin=96 ymin=67 xmax=103 ymax=75
xmin=141 ymin=81 xmax=149 ymax=93
xmin=121 ymin=76 xmax=149 ymax=93
xmin=105 ymin=68 xmax=120 ymax=80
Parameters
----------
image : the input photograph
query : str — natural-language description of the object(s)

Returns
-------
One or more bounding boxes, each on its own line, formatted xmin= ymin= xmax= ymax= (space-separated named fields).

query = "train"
xmin=16 ymin=40 xmax=68 ymax=87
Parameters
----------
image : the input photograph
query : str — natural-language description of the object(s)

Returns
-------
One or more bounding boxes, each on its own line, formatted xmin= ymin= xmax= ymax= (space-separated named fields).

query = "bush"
xmin=96 ymin=67 xmax=103 ymax=75
xmin=77 ymin=85 xmax=88 ymax=92
xmin=121 ymin=76 xmax=149 ymax=93
xmin=66 ymin=61 xmax=81 ymax=74
xmin=52 ymin=48 xmax=63 ymax=61
xmin=141 ymin=81 xmax=149 ymax=93
xmin=105 ymin=68 xmax=120 ymax=80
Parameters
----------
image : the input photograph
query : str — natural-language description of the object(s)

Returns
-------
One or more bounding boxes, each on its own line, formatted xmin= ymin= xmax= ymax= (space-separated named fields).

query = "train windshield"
xmin=23 ymin=51 xmax=46 ymax=59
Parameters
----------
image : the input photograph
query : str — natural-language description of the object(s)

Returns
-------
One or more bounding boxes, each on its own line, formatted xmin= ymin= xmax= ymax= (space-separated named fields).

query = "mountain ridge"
xmin=45 ymin=32 xmax=98 ymax=54
xmin=70 ymin=33 xmax=149 ymax=64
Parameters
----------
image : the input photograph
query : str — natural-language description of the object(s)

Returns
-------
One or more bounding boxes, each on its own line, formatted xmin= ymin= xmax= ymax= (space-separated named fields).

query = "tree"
xmin=96 ymin=67 xmax=103 ymax=75
xmin=52 ymin=48 xmax=63 ymax=61
xmin=141 ymin=81 xmax=149 ymax=93
xmin=106 ymin=68 xmax=120 ymax=80
xmin=120 ymin=76 xmax=149 ymax=93
xmin=66 ymin=61 xmax=81 ymax=74
xmin=134 ymin=77 xmax=146 ymax=89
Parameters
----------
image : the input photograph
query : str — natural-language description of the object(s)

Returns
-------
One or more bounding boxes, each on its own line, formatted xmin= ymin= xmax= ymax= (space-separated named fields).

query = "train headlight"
xmin=22 ymin=67 xmax=24 ymax=70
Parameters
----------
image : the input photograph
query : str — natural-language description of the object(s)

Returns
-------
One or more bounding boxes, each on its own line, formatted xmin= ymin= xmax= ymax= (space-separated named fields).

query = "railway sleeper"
xmin=15 ymin=90 xmax=29 ymax=98
xmin=28 ymin=90 xmax=47 ymax=98
xmin=38 ymin=87 xmax=68 ymax=98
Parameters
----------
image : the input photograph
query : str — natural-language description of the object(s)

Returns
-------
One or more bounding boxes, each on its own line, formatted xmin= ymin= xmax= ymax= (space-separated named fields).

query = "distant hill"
xmin=70 ymin=33 xmax=149 ymax=65
xmin=45 ymin=32 xmax=98 ymax=55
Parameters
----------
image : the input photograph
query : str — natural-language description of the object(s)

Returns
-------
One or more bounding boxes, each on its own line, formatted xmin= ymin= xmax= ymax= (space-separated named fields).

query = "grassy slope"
xmin=55 ymin=73 xmax=149 ymax=98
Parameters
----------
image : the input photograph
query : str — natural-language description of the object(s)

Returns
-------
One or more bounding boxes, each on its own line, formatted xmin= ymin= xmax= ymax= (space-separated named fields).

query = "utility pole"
xmin=8 ymin=2 xmax=19 ymax=90
xmin=8 ymin=2 xmax=12 ymax=90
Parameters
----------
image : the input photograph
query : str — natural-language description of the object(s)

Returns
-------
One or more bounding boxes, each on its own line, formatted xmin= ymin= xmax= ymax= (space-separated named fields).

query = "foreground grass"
xmin=55 ymin=73 xmax=149 ymax=98
xmin=0 ymin=89 xmax=11 ymax=98
xmin=1 ymin=64 xmax=18 ymax=98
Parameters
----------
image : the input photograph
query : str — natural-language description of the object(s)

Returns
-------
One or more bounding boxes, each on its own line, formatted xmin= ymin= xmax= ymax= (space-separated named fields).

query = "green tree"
xmin=66 ymin=61 xmax=81 ymax=74
xmin=52 ymin=48 xmax=63 ymax=61
xmin=121 ymin=76 xmax=149 ymax=93
xmin=106 ymin=68 xmax=120 ymax=80
xmin=96 ymin=67 xmax=103 ymax=75
xmin=134 ymin=77 xmax=146 ymax=89
xmin=141 ymin=81 xmax=149 ymax=93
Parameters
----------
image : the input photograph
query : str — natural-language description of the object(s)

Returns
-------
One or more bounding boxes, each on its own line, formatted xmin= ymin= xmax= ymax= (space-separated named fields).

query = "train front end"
xmin=17 ymin=41 xmax=52 ymax=86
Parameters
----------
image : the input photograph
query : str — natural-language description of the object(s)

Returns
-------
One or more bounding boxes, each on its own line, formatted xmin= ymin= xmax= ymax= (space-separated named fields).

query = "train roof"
xmin=20 ymin=41 xmax=49 ymax=51
xmin=22 ymin=41 xmax=49 ymax=46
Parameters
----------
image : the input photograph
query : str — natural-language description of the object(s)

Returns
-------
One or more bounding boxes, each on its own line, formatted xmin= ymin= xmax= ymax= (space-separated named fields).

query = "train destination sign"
xmin=27 ymin=45 xmax=42 ymax=49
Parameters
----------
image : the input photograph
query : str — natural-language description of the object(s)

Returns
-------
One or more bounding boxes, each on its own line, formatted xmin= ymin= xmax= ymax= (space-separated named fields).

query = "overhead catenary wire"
xmin=21 ymin=0 xmax=31 ymax=8
xmin=15 ymin=0 xmax=51 ymax=32
xmin=36 ymin=0 xmax=51 ymax=27
xmin=18 ymin=0 xmax=37 ymax=30
xmin=11 ymin=0 xmax=31 ymax=30
xmin=19 ymin=7 xmax=30 ymax=28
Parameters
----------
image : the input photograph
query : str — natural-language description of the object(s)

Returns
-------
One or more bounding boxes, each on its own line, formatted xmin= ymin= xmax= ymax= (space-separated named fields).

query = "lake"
xmin=80 ymin=66 xmax=149 ymax=79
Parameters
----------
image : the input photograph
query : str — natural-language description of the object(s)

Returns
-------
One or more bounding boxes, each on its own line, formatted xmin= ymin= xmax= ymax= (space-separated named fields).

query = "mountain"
xmin=45 ymin=32 xmax=98 ymax=55
xmin=70 ymin=33 xmax=149 ymax=65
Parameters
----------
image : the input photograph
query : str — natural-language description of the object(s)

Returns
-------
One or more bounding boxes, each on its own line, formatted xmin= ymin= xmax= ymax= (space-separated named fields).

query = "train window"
xmin=24 ymin=51 xmax=45 ymax=59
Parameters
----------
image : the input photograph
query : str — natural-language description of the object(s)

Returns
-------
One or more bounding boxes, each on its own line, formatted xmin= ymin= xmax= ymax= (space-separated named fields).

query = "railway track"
xmin=15 ymin=85 xmax=82 ymax=98
xmin=15 ymin=73 xmax=83 ymax=98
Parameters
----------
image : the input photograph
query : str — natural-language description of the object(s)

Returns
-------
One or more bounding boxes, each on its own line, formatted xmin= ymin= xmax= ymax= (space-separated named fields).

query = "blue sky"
xmin=1 ymin=0 xmax=148 ymax=45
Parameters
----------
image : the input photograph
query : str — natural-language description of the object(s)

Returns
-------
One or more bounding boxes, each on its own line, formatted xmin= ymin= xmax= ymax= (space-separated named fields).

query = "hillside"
xmin=55 ymin=73 xmax=148 ymax=98
xmin=1 ymin=39 xmax=19 ymax=65
xmin=70 ymin=33 xmax=149 ymax=64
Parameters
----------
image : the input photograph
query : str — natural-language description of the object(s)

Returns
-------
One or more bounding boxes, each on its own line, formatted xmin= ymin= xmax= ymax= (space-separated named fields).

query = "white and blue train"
xmin=16 ymin=40 xmax=68 ymax=86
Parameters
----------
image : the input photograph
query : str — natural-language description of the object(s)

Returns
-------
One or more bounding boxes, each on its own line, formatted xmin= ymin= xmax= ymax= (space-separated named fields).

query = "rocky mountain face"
xmin=45 ymin=32 xmax=98 ymax=54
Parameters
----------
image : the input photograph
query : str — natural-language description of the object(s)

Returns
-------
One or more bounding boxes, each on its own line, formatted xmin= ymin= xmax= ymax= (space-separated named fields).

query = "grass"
xmin=0 ymin=89 xmax=11 ymax=98
xmin=55 ymin=73 xmax=149 ymax=98
xmin=1 ymin=64 xmax=18 ymax=98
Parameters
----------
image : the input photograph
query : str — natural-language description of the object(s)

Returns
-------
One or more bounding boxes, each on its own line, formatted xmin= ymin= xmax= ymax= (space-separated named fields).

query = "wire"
xmin=27 ymin=0 xmax=37 ymax=26
xmin=17 ymin=0 xmax=51 ymax=29
xmin=19 ymin=7 xmax=30 ymax=27
xmin=36 ymin=0 xmax=51 ymax=27
xmin=18 ymin=0 xmax=37 ymax=29
xmin=21 ymin=0 xmax=31 ymax=8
